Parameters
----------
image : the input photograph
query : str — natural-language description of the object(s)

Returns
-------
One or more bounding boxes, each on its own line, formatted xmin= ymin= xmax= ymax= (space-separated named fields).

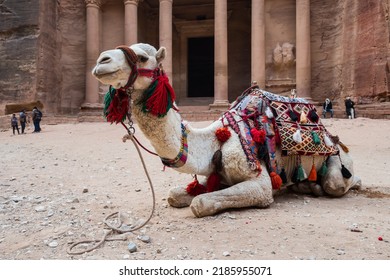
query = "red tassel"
xmin=145 ymin=74 xmax=176 ymax=116
xmin=308 ymin=164 xmax=317 ymax=182
xmin=216 ymin=127 xmax=231 ymax=143
xmin=106 ymin=89 xmax=129 ymax=123
xmin=250 ymin=128 xmax=266 ymax=144
xmin=206 ymin=172 xmax=221 ymax=193
xmin=186 ymin=178 xmax=206 ymax=196
xmin=270 ymin=171 xmax=283 ymax=190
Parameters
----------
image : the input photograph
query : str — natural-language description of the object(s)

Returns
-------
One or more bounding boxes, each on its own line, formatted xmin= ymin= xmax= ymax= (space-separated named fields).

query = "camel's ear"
xmin=156 ymin=47 xmax=166 ymax=64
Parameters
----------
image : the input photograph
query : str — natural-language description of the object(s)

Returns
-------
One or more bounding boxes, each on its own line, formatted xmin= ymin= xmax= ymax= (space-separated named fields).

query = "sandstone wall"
xmin=0 ymin=0 xmax=40 ymax=115
xmin=311 ymin=0 xmax=390 ymax=104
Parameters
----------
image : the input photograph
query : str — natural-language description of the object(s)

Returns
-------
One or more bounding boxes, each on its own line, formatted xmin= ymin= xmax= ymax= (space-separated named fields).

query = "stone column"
xmin=124 ymin=0 xmax=140 ymax=46
xmin=159 ymin=0 xmax=173 ymax=83
xmin=296 ymin=0 xmax=311 ymax=98
xmin=251 ymin=0 xmax=265 ymax=88
xmin=211 ymin=0 xmax=229 ymax=110
xmin=84 ymin=0 xmax=101 ymax=105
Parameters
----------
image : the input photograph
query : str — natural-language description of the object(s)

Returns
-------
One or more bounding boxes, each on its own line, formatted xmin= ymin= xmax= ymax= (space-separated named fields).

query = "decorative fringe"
xmin=279 ymin=168 xmax=288 ymax=183
xmin=341 ymin=164 xmax=352 ymax=179
xmin=250 ymin=128 xmax=266 ymax=144
xmin=265 ymin=107 xmax=274 ymax=119
xmin=297 ymin=164 xmax=307 ymax=181
xmin=308 ymin=164 xmax=317 ymax=182
xmin=308 ymin=109 xmax=319 ymax=123
xmin=103 ymin=87 xmax=129 ymax=124
xmin=186 ymin=177 xmax=206 ymax=196
xmin=318 ymin=161 xmax=328 ymax=177
xmin=300 ymin=111 xmax=308 ymax=124
xmin=206 ymin=172 xmax=221 ymax=193
xmin=293 ymin=128 xmax=303 ymax=143
xmin=331 ymin=135 xmax=349 ymax=153
xmin=311 ymin=131 xmax=321 ymax=145
xmin=142 ymin=73 xmax=176 ymax=117
xmin=324 ymin=133 xmax=334 ymax=147
xmin=338 ymin=142 xmax=349 ymax=153
xmin=288 ymin=109 xmax=299 ymax=122
xmin=270 ymin=171 xmax=283 ymax=190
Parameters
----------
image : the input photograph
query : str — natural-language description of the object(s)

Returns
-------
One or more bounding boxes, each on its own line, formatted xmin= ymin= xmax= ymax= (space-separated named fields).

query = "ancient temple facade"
xmin=84 ymin=0 xmax=311 ymax=112
xmin=1 ymin=0 xmax=389 ymax=118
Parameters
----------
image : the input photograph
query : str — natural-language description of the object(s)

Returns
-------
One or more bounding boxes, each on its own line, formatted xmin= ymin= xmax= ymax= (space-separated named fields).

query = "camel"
xmin=92 ymin=43 xmax=361 ymax=218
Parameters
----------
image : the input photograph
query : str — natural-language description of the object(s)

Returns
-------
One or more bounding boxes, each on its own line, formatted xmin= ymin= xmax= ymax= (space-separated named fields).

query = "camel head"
xmin=92 ymin=43 xmax=166 ymax=90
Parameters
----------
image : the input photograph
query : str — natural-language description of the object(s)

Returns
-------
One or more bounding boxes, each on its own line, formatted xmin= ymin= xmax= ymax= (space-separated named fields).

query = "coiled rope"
xmin=67 ymin=127 xmax=156 ymax=255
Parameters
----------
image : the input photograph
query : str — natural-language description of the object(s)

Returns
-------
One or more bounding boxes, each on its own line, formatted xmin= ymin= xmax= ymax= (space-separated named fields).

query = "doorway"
xmin=187 ymin=37 xmax=214 ymax=98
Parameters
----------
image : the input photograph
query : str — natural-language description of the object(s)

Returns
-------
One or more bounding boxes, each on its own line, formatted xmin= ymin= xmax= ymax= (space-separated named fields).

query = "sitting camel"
xmin=92 ymin=43 xmax=361 ymax=218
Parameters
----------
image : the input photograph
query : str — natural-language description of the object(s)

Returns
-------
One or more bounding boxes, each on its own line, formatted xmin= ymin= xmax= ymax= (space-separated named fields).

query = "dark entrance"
xmin=187 ymin=37 xmax=214 ymax=98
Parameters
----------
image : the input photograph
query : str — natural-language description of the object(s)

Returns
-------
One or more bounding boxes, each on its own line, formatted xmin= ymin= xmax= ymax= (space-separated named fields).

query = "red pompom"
xmin=250 ymin=128 xmax=266 ymax=144
xmin=270 ymin=172 xmax=283 ymax=190
xmin=216 ymin=127 xmax=231 ymax=143
xmin=206 ymin=172 xmax=221 ymax=193
xmin=186 ymin=179 xmax=206 ymax=196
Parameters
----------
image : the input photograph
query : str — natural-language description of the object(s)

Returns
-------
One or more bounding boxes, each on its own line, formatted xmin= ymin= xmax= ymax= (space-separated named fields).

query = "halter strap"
xmin=115 ymin=45 xmax=159 ymax=89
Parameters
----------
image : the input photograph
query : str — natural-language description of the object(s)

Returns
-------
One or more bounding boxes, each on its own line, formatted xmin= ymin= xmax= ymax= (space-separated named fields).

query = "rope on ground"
xmin=67 ymin=132 xmax=156 ymax=255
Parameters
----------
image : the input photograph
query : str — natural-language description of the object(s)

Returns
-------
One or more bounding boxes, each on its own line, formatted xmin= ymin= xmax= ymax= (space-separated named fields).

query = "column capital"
xmin=85 ymin=0 xmax=101 ymax=8
xmin=124 ymin=0 xmax=142 ymax=5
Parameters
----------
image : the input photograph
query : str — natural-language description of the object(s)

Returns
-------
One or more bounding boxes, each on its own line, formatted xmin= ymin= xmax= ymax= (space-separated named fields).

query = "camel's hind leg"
xmin=322 ymin=148 xmax=361 ymax=197
xmin=190 ymin=173 xmax=274 ymax=218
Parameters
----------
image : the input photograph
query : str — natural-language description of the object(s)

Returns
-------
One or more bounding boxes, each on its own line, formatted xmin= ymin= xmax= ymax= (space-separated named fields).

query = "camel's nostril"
xmin=99 ymin=56 xmax=111 ymax=64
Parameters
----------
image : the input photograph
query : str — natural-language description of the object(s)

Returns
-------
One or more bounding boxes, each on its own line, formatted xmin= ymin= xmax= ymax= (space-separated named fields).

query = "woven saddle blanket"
xmin=227 ymin=87 xmax=339 ymax=158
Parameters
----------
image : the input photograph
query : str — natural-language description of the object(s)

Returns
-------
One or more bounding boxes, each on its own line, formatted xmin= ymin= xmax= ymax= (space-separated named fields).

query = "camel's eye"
xmin=138 ymin=55 xmax=148 ymax=63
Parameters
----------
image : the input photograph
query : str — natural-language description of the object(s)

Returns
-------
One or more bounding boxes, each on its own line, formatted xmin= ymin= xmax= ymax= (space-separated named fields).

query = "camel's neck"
xmin=132 ymin=90 xmax=183 ymax=160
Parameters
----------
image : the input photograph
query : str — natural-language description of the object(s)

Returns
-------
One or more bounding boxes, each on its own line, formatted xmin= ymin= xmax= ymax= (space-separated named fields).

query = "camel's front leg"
xmin=190 ymin=173 xmax=274 ymax=218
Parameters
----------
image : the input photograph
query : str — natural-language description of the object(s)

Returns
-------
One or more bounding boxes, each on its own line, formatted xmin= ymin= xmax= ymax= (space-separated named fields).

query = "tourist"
xmin=345 ymin=96 xmax=355 ymax=119
xmin=11 ymin=113 xmax=20 ymax=135
xmin=322 ymin=98 xmax=334 ymax=118
xmin=19 ymin=109 xmax=28 ymax=134
xmin=32 ymin=107 xmax=42 ymax=133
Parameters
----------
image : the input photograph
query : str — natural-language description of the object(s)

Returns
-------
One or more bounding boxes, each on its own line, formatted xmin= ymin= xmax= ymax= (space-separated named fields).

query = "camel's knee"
xmin=167 ymin=186 xmax=194 ymax=208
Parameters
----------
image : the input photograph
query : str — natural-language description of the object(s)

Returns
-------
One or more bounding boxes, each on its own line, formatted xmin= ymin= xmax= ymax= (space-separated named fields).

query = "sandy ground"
xmin=0 ymin=117 xmax=389 ymax=260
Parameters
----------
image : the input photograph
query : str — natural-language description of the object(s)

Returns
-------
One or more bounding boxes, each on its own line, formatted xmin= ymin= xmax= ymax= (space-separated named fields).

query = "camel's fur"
xmin=92 ymin=43 xmax=361 ymax=218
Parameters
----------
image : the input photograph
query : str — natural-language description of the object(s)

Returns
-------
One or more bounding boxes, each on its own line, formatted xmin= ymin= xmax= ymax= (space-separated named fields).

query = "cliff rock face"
xmin=0 ymin=0 xmax=40 ymax=115
xmin=0 ymin=0 xmax=85 ymax=115
xmin=311 ymin=0 xmax=390 ymax=103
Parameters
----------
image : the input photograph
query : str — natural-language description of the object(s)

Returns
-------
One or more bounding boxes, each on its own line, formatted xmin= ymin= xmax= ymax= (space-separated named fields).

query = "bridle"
xmin=115 ymin=45 xmax=158 ymax=90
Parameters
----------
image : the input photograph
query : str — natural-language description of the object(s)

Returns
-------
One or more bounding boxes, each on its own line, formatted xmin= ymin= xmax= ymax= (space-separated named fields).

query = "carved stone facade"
xmin=1 ymin=0 xmax=389 ymax=118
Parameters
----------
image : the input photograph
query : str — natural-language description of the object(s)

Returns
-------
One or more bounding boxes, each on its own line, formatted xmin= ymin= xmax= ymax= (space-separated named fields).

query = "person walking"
xmin=345 ymin=96 xmax=355 ymax=119
xmin=32 ymin=107 xmax=42 ymax=133
xmin=322 ymin=98 xmax=334 ymax=118
xmin=19 ymin=109 xmax=28 ymax=134
xmin=11 ymin=113 xmax=20 ymax=135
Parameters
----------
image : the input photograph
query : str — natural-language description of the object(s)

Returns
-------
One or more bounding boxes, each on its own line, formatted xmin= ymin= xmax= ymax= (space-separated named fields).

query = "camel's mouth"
xmin=93 ymin=69 xmax=119 ymax=80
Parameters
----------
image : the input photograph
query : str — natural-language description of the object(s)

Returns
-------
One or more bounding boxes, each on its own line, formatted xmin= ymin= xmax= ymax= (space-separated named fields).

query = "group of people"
xmin=11 ymin=107 xmax=43 ymax=135
xmin=322 ymin=97 xmax=355 ymax=119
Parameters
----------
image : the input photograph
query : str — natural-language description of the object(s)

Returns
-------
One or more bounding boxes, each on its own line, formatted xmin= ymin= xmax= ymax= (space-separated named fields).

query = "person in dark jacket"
xmin=11 ymin=114 xmax=20 ymax=135
xmin=19 ymin=109 xmax=28 ymax=134
xmin=345 ymin=96 xmax=355 ymax=119
xmin=322 ymin=98 xmax=334 ymax=118
xmin=32 ymin=107 xmax=42 ymax=133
